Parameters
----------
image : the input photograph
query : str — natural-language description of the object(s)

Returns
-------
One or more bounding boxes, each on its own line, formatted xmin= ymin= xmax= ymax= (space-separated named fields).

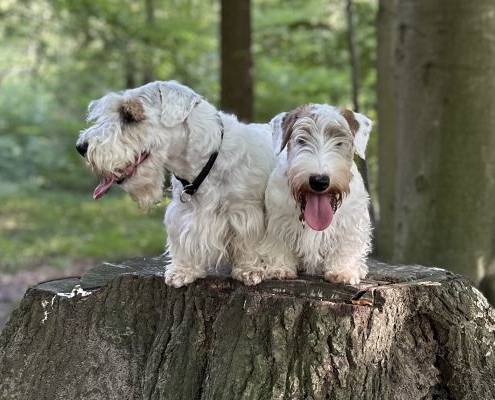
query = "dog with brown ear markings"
xmin=76 ymin=81 xmax=277 ymax=287
xmin=261 ymin=104 xmax=373 ymax=285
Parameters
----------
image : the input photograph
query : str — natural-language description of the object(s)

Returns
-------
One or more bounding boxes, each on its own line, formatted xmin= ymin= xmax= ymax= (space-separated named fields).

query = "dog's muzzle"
xmin=92 ymin=151 xmax=150 ymax=200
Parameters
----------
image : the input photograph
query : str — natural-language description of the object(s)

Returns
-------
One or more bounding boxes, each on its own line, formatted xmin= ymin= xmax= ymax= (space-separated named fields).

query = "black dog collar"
xmin=174 ymin=118 xmax=224 ymax=203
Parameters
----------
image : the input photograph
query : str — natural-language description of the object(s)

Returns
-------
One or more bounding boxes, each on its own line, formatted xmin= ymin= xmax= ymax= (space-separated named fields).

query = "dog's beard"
xmin=121 ymin=159 xmax=165 ymax=210
xmin=91 ymin=151 xmax=150 ymax=200
xmin=86 ymin=148 xmax=165 ymax=210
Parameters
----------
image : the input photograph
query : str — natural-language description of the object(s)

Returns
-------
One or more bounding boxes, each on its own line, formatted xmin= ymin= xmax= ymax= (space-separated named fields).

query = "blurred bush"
xmin=0 ymin=80 xmax=94 ymax=191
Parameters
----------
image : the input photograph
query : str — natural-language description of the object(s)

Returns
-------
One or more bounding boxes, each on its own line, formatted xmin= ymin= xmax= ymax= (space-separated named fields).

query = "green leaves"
xmin=253 ymin=0 xmax=377 ymax=121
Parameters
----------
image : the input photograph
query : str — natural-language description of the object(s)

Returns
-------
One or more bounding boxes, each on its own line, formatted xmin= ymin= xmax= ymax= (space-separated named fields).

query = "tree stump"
xmin=1 ymin=257 xmax=494 ymax=400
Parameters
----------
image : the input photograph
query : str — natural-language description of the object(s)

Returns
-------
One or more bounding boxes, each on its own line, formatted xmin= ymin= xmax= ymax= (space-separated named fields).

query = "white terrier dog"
xmin=76 ymin=81 xmax=276 ymax=287
xmin=261 ymin=104 xmax=372 ymax=285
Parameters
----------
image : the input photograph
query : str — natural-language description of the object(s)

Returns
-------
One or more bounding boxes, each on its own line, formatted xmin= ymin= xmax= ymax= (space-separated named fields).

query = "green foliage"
xmin=0 ymin=79 xmax=91 ymax=191
xmin=254 ymin=0 xmax=377 ymax=121
xmin=0 ymin=183 xmax=166 ymax=272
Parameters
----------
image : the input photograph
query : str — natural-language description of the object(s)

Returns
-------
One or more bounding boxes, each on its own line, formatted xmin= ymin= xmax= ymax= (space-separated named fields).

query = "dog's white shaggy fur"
xmin=261 ymin=104 xmax=372 ymax=285
xmin=76 ymin=81 xmax=276 ymax=287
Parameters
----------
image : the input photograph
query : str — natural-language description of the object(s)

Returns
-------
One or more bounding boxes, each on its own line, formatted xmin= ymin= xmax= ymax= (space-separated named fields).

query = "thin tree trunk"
xmin=376 ymin=0 xmax=397 ymax=261
xmin=220 ymin=0 xmax=253 ymax=122
xmin=346 ymin=0 xmax=360 ymax=113
xmin=345 ymin=0 xmax=376 ymax=239
xmin=143 ymin=0 xmax=155 ymax=83
xmin=124 ymin=45 xmax=137 ymax=88
xmin=1 ymin=256 xmax=495 ymax=399
xmin=395 ymin=0 xmax=495 ymax=283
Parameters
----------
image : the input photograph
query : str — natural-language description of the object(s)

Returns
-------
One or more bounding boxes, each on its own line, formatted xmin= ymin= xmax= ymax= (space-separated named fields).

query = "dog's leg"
xmin=263 ymin=241 xmax=298 ymax=280
xmin=323 ymin=256 xmax=368 ymax=285
xmin=261 ymin=169 xmax=299 ymax=281
xmin=323 ymin=216 xmax=371 ymax=285
xmin=231 ymin=253 xmax=266 ymax=286
xmin=229 ymin=204 xmax=267 ymax=286
xmin=164 ymin=244 xmax=209 ymax=288
xmin=260 ymin=217 xmax=298 ymax=280
xmin=164 ymin=265 xmax=207 ymax=288
xmin=163 ymin=203 xmax=212 ymax=288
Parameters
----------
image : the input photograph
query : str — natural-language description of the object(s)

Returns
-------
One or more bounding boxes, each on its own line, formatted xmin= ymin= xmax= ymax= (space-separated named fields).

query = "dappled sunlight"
xmin=0 ymin=216 xmax=22 ymax=231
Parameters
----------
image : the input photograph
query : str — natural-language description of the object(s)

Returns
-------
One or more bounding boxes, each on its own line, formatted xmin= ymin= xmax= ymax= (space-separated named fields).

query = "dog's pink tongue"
xmin=93 ymin=177 xmax=114 ymax=200
xmin=304 ymin=193 xmax=334 ymax=231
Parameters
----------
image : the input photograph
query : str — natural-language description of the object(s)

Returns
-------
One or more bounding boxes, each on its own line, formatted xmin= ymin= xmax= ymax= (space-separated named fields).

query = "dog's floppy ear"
xmin=279 ymin=105 xmax=311 ymax=153
xmin=269 ymin=112 xmax=286 ymax=153
xmin=119 ymin=98 xmax=146 ymax=124
xmin=340 ymin=109 xmax=372 ymax=159
xmin=156 ymin=81 xmax=202 ymax=128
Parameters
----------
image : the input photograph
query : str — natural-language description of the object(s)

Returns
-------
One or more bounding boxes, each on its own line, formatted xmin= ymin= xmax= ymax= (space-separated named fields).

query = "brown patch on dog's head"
xmin=280 ymin=104 xmax=313 ymax=152
xmin=340 ymin=108 xmax=360 ymax=136
xmin=119 ymin=98 xmax=146 ymax=124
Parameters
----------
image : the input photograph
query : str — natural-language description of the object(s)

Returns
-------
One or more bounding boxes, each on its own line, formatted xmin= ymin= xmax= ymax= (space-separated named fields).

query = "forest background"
xmin=2 ymin=0 xmax=495 ymax=315
xmin=0 ymin=0 xmax=375 ymax=271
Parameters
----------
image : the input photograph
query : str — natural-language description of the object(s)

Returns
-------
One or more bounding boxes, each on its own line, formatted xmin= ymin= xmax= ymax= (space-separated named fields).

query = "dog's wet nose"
xmin=76 ymin=142 xmax=89 ymax=157
xmin=309 ymin=174 xmax=330 ymax=192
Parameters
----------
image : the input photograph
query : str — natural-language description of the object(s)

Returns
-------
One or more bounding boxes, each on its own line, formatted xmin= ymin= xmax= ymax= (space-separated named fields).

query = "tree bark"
xmin=1 ymin=256 xmax=494 ymax=400
xmin=395 ymin=0 xmax=495 ymax=284
xmin=220 ymin=0 xmax=253 ymax=122
xmin=375 ymin=0 xmax=397 ymax=262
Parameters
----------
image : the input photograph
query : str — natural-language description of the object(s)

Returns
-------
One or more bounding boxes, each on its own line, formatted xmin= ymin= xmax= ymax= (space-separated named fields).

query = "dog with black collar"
xmin=76 ymin=81 xmax=276 ymax=287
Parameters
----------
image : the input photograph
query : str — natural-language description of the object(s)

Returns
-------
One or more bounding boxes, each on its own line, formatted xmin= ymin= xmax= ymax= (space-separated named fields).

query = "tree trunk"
xmin=142 ymin=0 xmax=155 ymax=84
xmin=1 ymin=256 xmax=494 ymax=400
xmin=124 ymin=45 xmax=137 ymax=88
xmin=345 ymin=0 xmax=376 ymax=236
xmin=375 ymin=0 xmax=397 ymax=261
xmin=220 ymin=0 xmax=253 ymax=122
xmin=395 ymin=0 xmax=495 ymax=283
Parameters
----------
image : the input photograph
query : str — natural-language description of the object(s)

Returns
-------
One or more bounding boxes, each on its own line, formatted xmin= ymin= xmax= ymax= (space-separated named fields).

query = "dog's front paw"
xmin=165 ymin=267 xmax=202 ymax=288
xmin=324 ymin=270 xmax=362 ymax=285
xmin=232 ymin=267 xmax=266 ymax=286
xmin=265 ymin=265 xmax=297 ymax=280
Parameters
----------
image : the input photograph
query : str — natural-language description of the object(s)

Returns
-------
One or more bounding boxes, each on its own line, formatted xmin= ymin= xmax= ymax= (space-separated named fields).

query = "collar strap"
xmin=175 ymin=118 xmax=224 ymax=202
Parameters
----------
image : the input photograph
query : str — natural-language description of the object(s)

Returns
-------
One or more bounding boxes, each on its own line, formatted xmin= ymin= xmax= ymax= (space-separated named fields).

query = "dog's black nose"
xmin=76 ymin=142 xmax=89 ymax=157
xmin=309 ymin=174 xmax=330 ymax=192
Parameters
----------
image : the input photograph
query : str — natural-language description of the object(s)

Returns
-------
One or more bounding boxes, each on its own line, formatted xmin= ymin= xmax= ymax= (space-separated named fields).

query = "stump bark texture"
xmin=1 ymin=257 xmax=494 ymax=400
